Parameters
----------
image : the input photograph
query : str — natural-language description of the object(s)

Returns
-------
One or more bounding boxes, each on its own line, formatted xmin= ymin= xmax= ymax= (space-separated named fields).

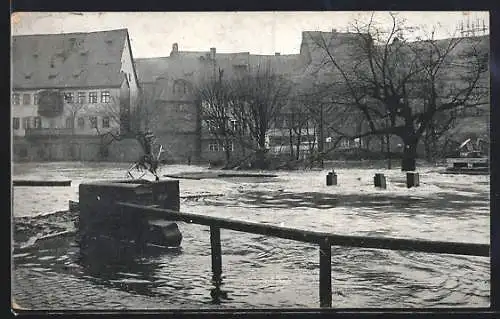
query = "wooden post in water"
xmin=319 ymin=240 xmax=332 ymax=308
xmin=210 ymin=226 xmax=222 ymax=283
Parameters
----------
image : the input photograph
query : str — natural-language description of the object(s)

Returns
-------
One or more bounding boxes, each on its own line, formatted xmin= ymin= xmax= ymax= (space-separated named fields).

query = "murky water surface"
xmin=12 ymin=162 xmax=490 ymax=308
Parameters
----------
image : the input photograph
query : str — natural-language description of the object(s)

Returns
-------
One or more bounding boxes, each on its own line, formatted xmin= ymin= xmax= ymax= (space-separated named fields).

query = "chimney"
xmin=171 ymin=43 xmax=178 ymax=56
xmin=210 ymin=47 xmax=216 ymax=60
xmin=275 ymin=52 xmax=280 ymax=56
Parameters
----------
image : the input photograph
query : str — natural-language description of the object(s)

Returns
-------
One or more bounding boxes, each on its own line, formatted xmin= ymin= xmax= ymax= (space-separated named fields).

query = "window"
xmin=230 ymin=120 xmax=238 ymax=132
xmin=77 ymin=92 xmax=86 ymax=104
xmin=33 ymin=94 xmax=39 ymax=105
xmin=88 ymin=92 xmax=98 ymax=104
xmin=12 ymin=93 xmax=20 ymax=105
xmin=102 ymin=116 xmax=110 ymax=128
xmin=22 ymin=117 xmax=31 ymax=129
xmin=34 ymin=117 xmax=42 ymax=129
xmin=340 ymin=139 xmax=351 ymax=149
xmin=222 ymin=141 xmax=234 ymax=152
xmin=23 ymin=94 xmax=31 ymax=105
xmin=275 ymin=115 xmax=284 ymax=128
xmin=13 ymin=117 xmax=20 ymax=130
xmin=77 ymin=117 xmax=85 ymax=129
xmin=89 ymin=116 xmax=98 ymax=128
xmin=64 ymin=92 xmax=74 ymax=104
xmin=208 ymin=142 xmax=220 ymax=152
xmin=101 ymin=91 xmax=111 ymax=103
xmin=65 ymin=117 xmax=74 ymax=129
xmin=207 ymin=120 xmax=219 ymax=132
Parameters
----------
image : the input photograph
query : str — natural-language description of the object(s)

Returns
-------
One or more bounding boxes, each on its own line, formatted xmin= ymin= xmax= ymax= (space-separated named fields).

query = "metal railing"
xmin=117 ymin=201 xmax=490 ymax=308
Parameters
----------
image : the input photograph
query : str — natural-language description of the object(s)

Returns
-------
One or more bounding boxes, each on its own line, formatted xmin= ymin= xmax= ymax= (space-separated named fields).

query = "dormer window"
xmin=48 ymin=72 xmax=58 ymax=79
xmin=79 ymin=49 xmax=89 ymax=56
xmin=105 ymin=39 xmax=113 ymax=44
xmin=73 ymin=69 xmax=83 ymax=78
xmin=24 ymin=72 xmax=33 ymax=79
xmin=33 ymin=53 xmax=39 ymax=58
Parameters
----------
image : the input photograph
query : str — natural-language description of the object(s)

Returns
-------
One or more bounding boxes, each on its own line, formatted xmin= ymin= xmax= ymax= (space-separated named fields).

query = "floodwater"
xmin=11 ymin=162 xmax=490 ymax=309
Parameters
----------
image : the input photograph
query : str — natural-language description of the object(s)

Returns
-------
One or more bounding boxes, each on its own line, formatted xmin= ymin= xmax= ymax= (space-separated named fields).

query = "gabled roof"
xmin=135 ymin=57 xmax=172 ymax=84
xmin=12 ymin=29 xmax=129 ymax=89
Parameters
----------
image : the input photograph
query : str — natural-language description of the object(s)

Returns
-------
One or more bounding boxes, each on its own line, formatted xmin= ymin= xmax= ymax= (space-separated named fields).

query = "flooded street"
xmin=12 ymin=162 xmax=490 ymax=309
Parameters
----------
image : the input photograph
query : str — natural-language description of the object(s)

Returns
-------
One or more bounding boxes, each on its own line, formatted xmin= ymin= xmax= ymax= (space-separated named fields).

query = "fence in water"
xmin=117 ymin=201 xmax=490 ymax=308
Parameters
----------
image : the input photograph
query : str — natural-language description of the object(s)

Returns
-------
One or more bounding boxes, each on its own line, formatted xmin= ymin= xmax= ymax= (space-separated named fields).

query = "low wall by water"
xmin=13 ymin=137 xmax=144 ymax=163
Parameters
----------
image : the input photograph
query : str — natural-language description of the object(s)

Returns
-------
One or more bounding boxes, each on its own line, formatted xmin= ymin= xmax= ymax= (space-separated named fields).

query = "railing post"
xmin=319 ymin=240 xmax=332 ymax=308
xmin=210 ymin=226 xmax=222 ymax=283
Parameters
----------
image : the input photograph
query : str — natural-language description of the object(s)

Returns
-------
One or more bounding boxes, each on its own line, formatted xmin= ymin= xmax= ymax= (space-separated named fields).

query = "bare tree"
xmin=92 ymin=95 xmax=122 ymax=159
xmin=196 ymin=68 xmax=235 ymax=167
xmin=231 ymin=65 xmax=292 ymax=169
xmin=297 ymin=86 xmax=351 ymax=167
xmin=92 ymin=91 xmax=165 ymax=179
xmin=307 ymin=12 xmax=489 ymax=171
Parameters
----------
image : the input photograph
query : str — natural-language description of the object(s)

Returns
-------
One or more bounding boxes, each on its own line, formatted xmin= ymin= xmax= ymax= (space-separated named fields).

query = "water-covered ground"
xmin=11 ymin=162 xmax=490 ymax=309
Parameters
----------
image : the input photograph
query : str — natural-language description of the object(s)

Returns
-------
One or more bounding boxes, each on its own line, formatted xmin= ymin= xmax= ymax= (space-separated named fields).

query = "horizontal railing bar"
xmin=117 ymin=202 xmax=490 ymax=257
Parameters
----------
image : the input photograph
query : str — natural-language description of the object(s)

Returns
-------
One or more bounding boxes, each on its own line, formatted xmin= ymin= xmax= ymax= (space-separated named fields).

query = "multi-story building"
xmin=134 ymin=30 xmax=489 ymax=164
xmin=13 ymin=28 xmax=487 ymax=163
xmin=11 ymin=28 xmax=141 ymax=161
xmin=134 ymin=43 xmax=309 ymax=164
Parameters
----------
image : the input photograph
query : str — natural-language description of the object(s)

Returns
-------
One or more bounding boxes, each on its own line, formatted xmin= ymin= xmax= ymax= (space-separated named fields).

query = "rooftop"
xmin=12 ymin=28 xmax=130 ymax=89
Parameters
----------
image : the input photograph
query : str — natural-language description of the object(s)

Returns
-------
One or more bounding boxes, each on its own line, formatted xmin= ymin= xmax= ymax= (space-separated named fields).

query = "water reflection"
xmin=78 ymin=238 xmax=183 ymax=297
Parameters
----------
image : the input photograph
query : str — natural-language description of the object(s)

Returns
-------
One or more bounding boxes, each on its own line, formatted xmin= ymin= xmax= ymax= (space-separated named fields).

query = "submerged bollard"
xmin=326 ymin=170 xmax=338 ymax=186
xmin=406 ymin=172 xmax=420 ymax=188
xmin=374 ymin=173 xmax=387 ymax=189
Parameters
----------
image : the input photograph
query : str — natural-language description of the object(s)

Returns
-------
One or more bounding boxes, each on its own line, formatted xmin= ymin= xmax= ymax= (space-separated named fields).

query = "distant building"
xmin=134 ymin=43 xmax=308 ymax=164
xmin=11 ymin=28 xmax=141 ymax=161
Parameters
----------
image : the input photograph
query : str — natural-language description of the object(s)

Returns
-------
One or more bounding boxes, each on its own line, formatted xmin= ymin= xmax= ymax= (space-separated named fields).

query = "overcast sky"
xmin=11 ymin=11 xmax=489 ymax=58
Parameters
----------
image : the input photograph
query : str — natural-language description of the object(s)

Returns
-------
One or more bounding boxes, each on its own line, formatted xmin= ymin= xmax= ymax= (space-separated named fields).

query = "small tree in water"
xmin=129 ymin=130 xmax=164 ymax=181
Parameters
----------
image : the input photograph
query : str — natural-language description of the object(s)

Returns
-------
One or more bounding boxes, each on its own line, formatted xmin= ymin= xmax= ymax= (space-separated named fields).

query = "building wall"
xmin=12 ymin=87 xmax=123 ymax=137
xmin=11 ymin=90 xmax=39 ymax=137
xmin=13 ymin=135 xmax=143 ymax=162
xmin=120 ymin=35 xmax=140 ymax=119
xmin=151 ymin=100 xmax=200 ymax=162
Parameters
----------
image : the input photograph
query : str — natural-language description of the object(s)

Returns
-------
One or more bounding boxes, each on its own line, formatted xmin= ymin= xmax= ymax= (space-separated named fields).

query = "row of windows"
xmin=11 ymin=93 xmax=39 ymax=105
xmin=173 ymin=81 xmax=192 ymax=94
xmin=206 ymin=119 xmax=239 ymax=132
xmin=12 ymin=91 xmax=112 ymax=105
xmin=12 ymin=116 xmax=111 ymax=130
xmin=208 ymin=141 xmax=234 ymax=152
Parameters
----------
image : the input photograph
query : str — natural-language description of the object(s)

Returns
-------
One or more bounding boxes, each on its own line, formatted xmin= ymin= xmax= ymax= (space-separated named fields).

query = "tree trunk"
xmin=295 ymin=132 xmax=302 ymax=161
xmin=289 ymin=128 xmax=294 ymax=159
xmin=386 ymin=134 xmax=392 ymax=169
xmin=401 ymin=140 xmax=418 ymax=172
xmin=255 ymin=149 xmax=266 ymax=169
xmin=224 ymin=140 xmax=231 ymax=168
xmin=424 ymin=135 xmax=433 ymax=163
